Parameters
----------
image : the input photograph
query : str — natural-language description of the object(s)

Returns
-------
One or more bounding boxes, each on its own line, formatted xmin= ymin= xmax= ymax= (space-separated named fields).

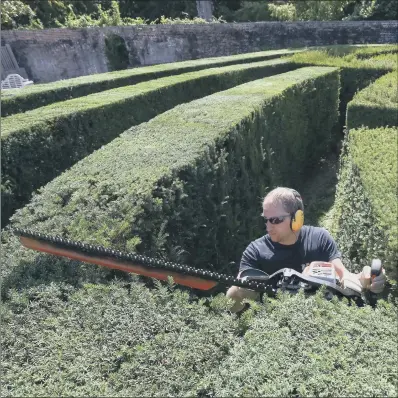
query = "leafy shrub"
xmin=150 ymin=15 xmax=226 ymax=25
xmin=62 ymin=1 xmax=222 ymax=29
xmin=0 ymin=49 xmax=301 ymax=117
xmin=196 ymin=290 xmax=398 ymax=397
xmin=1 ymin=0 xmax=43 ymax=30
xmin=331 ymin=127 xmax=397 ymax=277
xmin=1 ymin=280 xmax=239 ymax=397
xmin=346 ymin=71 xmax=398 ymax=129
xmin=2 ymin=282 xmax=397 ymax=396
xmin=1 ymin=66 xmax=339 ymax=296
xmin=1 ymin=58 xmax=296 ymax=227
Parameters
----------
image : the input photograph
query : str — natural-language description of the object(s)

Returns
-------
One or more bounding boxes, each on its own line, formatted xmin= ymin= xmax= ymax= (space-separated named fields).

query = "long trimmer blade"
xmin=18 ymin=234 xmax=219 ymax=291
xmin=13 ymin=229 xmax=365 ymax=299
xmin=13 ymin=229 xmax=284 ymax=293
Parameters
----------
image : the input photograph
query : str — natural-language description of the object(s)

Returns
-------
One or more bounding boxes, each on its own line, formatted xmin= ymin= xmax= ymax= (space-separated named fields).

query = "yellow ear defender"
xmin=290 ymin=209 xmax=304 ymax=232
xmin=290 ymin=189 xmax=304 ymax=232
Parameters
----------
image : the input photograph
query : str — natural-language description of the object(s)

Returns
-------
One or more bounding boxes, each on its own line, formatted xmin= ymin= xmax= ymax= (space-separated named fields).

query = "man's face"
xmin=262 ymin=200 xmax=292 ymax=244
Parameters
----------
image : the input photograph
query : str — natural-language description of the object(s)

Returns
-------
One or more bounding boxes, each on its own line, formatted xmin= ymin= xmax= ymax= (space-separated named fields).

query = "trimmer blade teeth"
xmin=13 ymin=227 xmax=279 ymax=291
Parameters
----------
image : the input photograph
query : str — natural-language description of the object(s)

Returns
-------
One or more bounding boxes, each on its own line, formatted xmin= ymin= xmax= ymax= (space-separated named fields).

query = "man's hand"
xmin=341 ymin=270 xmax=363 ymax=294
xmin=341 ymin=266 xmax=387 ymax=294
xmin=359 ymin=265 xmax=387 ymax=294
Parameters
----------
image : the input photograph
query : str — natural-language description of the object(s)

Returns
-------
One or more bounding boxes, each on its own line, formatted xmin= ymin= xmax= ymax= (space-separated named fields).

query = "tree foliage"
xmin=1 ymin=0 xmax=396 ymax=30
xmin=280 ymin=0 xmax=350 ymax=21
xmin=347 ymin=0 xmax=398 ymax=20
xmin=1 ymin=0 xmax=42 ymax=29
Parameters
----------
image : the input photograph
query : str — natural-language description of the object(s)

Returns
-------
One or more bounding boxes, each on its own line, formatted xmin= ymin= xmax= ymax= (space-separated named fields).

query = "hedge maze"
xmin=1 ymin=45 xmax=397 ymax=397
xmin=1 ymin=57 xmax=297 ymax=226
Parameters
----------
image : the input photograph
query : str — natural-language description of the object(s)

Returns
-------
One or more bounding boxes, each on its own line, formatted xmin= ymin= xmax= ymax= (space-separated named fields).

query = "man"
xmin=226 ymin=187 xmax=387 ymax=313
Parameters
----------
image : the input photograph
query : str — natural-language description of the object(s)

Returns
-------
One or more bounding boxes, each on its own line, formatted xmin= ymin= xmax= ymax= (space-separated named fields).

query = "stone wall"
xmin=1 ymin=20 xmax=397 ymax=83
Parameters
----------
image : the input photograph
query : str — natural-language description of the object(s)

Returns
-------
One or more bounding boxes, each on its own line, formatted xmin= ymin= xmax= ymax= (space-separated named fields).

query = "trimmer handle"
xmin=238 ymin=268 xmax=270 ymax=282
xmin=371 ymin=259 xmax=382 ymax=279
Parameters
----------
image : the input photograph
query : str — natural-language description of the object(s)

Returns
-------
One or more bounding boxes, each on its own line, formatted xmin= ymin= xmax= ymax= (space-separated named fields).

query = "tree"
xmin=1 ymin=0 xmax=42 ymax=29
xmin=347 ymin=0 xmax=398 ymax=20
xmin=117 ymin=0 xmax=197 ymax=21
xmin=231 ymin=1 xmax=274 ymax=22
xmin=22 ymin=0 xmax=69 ymax=28
xmin=196 ymin=0 xmax=214 ymax=21
xmin=268 ymin=0 xmax=352 ymax=21
xmin=4 ymin=0 xmax=396 ymax=30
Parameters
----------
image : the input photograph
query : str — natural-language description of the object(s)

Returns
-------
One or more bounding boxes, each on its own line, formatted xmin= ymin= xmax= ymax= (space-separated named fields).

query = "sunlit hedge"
xmin=331 ymin=127 xmax=397 ymax=278
xmin=346 ymin=71 xmax=397 ymax=130
xmin=2 ymin=281 xmax=396 ymax=397
xmin=2 ymin=66 xmax=339 ymax=295
xmin=1 ymin=58 xmax=295 ymax=227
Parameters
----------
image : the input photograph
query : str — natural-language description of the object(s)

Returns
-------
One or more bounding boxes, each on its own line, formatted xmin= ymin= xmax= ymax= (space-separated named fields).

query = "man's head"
xmin=262 ymin=187 xmax=304 ymax=244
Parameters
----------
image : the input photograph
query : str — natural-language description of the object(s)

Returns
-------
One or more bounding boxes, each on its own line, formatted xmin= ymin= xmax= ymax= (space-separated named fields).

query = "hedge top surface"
xmin=38 ymin=66 xmax=338 ymax=189
xmin=350 ymin=71 xmax=398 ymax=108
xmin=1 ymin=44 xmax=393 ymax=106
xmin=2 ymin=281 xmax=397 ymax=397
xmin=350 ymin=126 xmax=398 ymax=250
xmin=10 ymin=66 xmax=338 ymax=238
xmin=350 ymin=44 xmax=398 ymax=58
xmin=1 ymin=58 xmax=292 ymax=138
xmin=0 ymin=48 xmax=300 ymax=100
xmin=311 ymin=44 xmax=398 ymax=58
xmin=288 ymin=49 xmax=398 ymax=70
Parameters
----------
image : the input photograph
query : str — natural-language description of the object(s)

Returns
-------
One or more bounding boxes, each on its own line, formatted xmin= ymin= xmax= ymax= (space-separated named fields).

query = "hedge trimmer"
xmin=13 ymin=228 xmax=382 ymax=300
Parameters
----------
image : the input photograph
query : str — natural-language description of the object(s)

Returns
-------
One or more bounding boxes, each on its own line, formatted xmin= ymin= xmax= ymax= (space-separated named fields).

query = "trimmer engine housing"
xmin=307 ymin=262 xmax=339 ymax=286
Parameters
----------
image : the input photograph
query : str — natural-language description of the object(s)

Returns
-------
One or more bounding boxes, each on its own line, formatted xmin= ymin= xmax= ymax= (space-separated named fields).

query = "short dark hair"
xmin=263 ymin=187 xmax=304 ymax=214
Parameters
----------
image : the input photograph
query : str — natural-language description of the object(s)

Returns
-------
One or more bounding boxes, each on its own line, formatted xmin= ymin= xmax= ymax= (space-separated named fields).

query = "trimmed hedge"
xmin=1 ymin=66 xmax=339 ymax=295
xmin=197 ymin=290 xmax=397 ymax=397
xmin=1 ymin=58 xmax=296 ymax=227
xmin=289 ymin=49 xmax=398 ymax=70
xmin=351 ymin=44 xmax=398 ymax=59
xmin=0 ymin=49 xmax=301 ymax=117
xmin=288 ymin=50 xmax=397 ymax=128
xmin=331 ymin=127 xmax=397 ymax=278
xmin=2 ymin=282 xmax=397 ymax=397
xmin=346 ymin=71 xmax=398 ymax=130
xmin=314 ymin=44 xmax=398 ymax=58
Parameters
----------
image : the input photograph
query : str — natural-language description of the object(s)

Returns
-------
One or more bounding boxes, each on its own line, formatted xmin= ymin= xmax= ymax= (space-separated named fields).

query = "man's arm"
xmin=238 ymin=242 xmax=260 ymax=278
xmin=316 ymin=229 xmax=386 ymax=293
xmin=330 ymin=258 xmax=346 ymax=280
xmin=328 ymin=247 xmax=386 ymax=294
xmin=331 ymin=257 xmax=363 ymax=293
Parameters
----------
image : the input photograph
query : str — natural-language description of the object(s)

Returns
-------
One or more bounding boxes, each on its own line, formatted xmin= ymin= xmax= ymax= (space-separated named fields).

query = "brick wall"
xmin=1 ymin=20 xmax=397 ymax=83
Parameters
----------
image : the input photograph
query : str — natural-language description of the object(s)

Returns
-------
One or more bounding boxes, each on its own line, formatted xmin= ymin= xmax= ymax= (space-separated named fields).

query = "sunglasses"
xmin=261 ymin=214 xmax=291 ymax=225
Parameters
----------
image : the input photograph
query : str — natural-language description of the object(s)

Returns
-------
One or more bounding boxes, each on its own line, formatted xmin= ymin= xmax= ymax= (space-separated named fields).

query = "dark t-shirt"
xmin=239 ymin=225 xmax=341 ymax=275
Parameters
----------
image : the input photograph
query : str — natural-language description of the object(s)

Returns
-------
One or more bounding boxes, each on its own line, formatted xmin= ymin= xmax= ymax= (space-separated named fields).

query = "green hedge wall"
xmin=288 ymin=50 xmax=397 ymax=129
xmin=331 ymin=127 xmax=397 ymax=278
xmin=1 ymin=66 xmax=339 ymax=295
xmin=2 ymin=281 xmax=397 ymax=397
xmin=346 ymin=71 xmax=398 ymax=130
xmin=313 ymin=44 xmax=398 ymax=58
xmin=351 ymin=44 xmax=398 ymax=59
xmin=0 ymin=49 xmax=301 ymax=116
xmin=1 ymin=58 xmax=296 ymax=227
